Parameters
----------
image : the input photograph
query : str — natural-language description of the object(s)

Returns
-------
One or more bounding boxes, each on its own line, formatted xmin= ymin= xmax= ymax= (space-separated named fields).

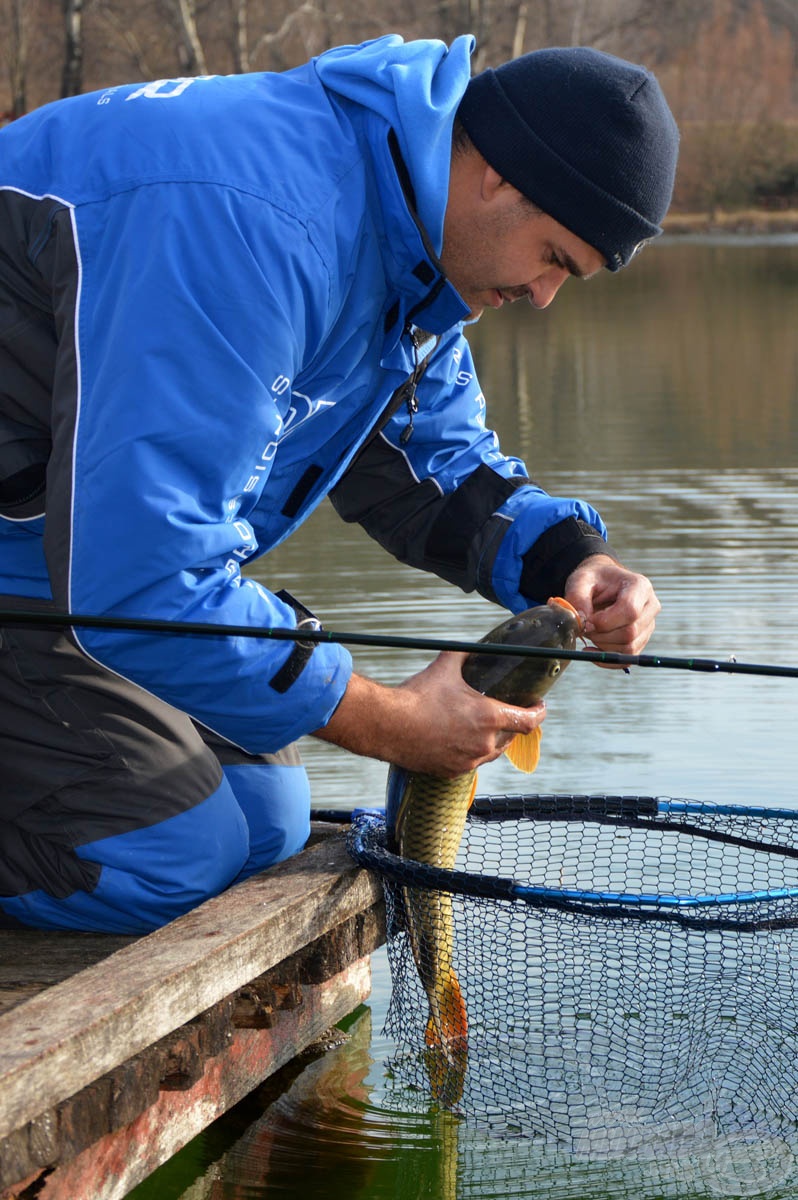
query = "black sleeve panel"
xmin=0 ymin=191 xmax=63 ymax=522
xmin=329 ymin=434 xmax=529 ymax=600
xmin=519 ymin=517 xmax=619 ymax=602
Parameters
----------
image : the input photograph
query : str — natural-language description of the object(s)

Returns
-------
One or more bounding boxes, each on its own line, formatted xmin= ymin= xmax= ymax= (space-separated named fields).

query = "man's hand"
xmin=313 ymin=651 xmax=545 ymax=777
xmin=564 ymin=554 xmax=660 ymax=657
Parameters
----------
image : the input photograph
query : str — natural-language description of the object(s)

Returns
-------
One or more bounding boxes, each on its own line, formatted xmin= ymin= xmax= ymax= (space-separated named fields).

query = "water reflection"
xmin=132 ymin=240 xmax=798 ymax=1200
xmin=202 ymin=1010 xmax=384 ymax=1198
xmin=136 ymin=950 xmax=798 ymax=1199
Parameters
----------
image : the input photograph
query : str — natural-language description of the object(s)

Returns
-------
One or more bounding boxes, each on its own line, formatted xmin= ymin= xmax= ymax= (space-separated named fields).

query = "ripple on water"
xmin=168 ymin=1005 xmax=456 ymax=1199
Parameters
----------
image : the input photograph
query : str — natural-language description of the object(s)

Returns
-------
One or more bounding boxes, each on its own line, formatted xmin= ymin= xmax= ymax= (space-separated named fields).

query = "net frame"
xmin=348 ymin=793 xmax=798 ymax=930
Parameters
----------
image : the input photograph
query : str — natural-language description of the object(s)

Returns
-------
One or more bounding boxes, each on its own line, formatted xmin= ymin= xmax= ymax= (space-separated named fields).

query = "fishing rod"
xmin=1 ymin=607 xmax=796 ymax=680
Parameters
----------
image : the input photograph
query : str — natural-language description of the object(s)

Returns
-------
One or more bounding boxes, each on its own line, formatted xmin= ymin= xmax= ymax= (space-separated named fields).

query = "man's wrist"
xmin=520 ymin=516 xmax=618 ymax=601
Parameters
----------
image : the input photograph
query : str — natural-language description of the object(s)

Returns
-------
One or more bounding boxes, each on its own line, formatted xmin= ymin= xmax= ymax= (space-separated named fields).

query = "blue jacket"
xmin=0 ymin=36 xmax=609 ymax=753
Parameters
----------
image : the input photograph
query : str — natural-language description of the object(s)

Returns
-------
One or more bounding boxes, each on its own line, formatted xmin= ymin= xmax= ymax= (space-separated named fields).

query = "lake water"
xmin=131 ymin=238 xmax=798 ymax=1200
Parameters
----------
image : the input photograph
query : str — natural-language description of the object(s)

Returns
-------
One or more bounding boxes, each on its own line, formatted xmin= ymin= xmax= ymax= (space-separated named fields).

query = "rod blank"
xmin=1 ymin=607 xmax=796 ymax=680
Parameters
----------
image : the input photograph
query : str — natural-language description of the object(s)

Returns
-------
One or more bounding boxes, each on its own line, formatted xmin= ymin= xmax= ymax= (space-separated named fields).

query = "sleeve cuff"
xmin=519 ymin=517 xmax=618 ymax=602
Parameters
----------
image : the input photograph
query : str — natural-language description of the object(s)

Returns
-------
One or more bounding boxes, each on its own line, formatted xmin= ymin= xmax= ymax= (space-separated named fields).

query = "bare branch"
xmin=249 ymin=2 xmax=321 ymax=65
xmin=172 ymin=0 xmax=208 ymax=75
xmin=93 ymin=2 xmax=153 ymax=79
xmin=230 ymin=0 xmax=248 ymax=73
xmin=3 ymin=0 xmax=29 ymax=115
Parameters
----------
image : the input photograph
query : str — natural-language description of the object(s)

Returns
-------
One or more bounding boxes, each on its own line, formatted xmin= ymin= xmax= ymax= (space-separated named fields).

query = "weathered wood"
xmin=231 ymin=906 xmax=386 ymax=1029
xmin=106 ymin=1052 xmax=162 ymax=1132
xmin=0 ymin=828 xmax=382 ymax=1143
xmin=0 ymin=932 xmax=135 ymax=982
xmin=295 ymin=906 xmax=385 ymax=985
xmin=26 ymin=1111 xmax=58 ymax=1170
xmin=0 ymin=1128 xmax=33 ymax=1195
xmin=157 ymin=1025 xmax=207 ymax=1092
xmin=0 ymin=824 xmax=336 ymax=1014
xmin=1 ymin=958 xmax=372 ymax=1200
xmin=0 ymin=988 xmax=44 ymax=1015
xmin=0 ymin=933 xmax=135 ymax=1017
xmin=0 ymin=901 xmax=387 ymax=1192
xmin=0 ymin=822 xmax=387 ymax=1198
xmin=58 ymin=1078 xmax=113 ymax=1164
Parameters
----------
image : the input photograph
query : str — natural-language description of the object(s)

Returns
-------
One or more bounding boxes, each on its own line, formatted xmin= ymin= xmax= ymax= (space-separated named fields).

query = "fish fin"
xmin=424 ymin=968 xmax=468 ymax=1106
xmin=504 ymin=726 xmax=542 ymax=773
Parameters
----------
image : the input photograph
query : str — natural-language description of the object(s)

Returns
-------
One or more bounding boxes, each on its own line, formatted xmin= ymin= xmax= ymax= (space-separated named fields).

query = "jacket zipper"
xmin=399 ymin=326 xmax=437 ymax=444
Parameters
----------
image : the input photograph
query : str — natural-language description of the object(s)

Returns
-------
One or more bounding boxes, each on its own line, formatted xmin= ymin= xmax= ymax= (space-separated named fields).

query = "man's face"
xmin=440 ymin=163 xmax=606 ymax=320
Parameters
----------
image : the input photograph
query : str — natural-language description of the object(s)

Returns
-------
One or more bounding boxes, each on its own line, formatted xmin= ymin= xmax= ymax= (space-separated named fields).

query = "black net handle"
xmin=470 ymin=793 xmax=798 ymax=861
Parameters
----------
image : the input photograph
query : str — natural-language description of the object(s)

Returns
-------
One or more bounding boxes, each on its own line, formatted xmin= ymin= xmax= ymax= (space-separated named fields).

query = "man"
xmin=0 ymin=36 xmax=678 ymax=932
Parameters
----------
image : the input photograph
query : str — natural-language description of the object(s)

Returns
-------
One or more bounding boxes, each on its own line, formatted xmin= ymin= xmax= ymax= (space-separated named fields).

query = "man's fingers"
xmin=568 ymin=562 xmax=661 ymax=657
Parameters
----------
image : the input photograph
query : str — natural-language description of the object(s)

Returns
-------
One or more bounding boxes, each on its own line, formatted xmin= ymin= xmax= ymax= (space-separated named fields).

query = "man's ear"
xmin=480 ymin=161 xmax=509 ymax=203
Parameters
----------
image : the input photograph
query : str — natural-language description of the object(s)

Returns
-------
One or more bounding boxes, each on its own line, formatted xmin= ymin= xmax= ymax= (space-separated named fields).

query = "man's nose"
xmin=528 ymin=267 xmax=570 ymax=309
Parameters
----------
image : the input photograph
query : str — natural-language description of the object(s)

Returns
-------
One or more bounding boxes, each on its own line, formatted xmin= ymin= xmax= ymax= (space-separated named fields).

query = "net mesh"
xmin=347 ymin=794 xmax=798 ymax=1146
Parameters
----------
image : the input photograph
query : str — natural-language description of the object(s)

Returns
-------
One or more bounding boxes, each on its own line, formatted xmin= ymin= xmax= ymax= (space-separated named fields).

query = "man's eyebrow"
xmin=558 ymin=248 xmax=600 ymax=280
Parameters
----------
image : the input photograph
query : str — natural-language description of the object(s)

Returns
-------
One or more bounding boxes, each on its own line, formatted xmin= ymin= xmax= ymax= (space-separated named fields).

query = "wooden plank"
xmin=1 ymin=957 xmax=372 ymax=1200
xmin=0 ymin=988 xmax=47 ymax=1016
xmin=0 ymin=933 xmax=135 ymax=1017
xmin=0 ymin=824 xmax=337 ymax=1012
xmin=0 ymin=932 xmax=135 ymax=985
xmin=0 ymin=829 xmax=383 ymax=1142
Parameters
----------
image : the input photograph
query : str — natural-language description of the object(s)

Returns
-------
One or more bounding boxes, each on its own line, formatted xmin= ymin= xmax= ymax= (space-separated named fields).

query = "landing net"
xmin=347 ymin=794 xmax=798 ymax=1152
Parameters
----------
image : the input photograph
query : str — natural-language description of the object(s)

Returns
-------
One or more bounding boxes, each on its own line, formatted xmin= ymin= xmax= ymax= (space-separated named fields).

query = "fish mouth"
xmin=548 ymin=595 xmax=584 ymax=635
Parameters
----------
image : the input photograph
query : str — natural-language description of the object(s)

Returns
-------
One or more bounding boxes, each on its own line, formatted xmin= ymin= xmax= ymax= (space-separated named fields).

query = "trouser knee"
xmin=223 ymin=761 xmax=311 ymax=883
xmin=0 ymin=776 xmax=251 ymax=932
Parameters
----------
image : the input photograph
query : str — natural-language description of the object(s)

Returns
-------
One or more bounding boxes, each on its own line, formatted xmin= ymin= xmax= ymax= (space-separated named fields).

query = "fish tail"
xmin=424 ymin=966 xmax=468 ymax=1106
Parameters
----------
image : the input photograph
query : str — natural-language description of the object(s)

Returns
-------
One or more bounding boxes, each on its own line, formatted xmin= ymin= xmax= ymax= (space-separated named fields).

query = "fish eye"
xmin=549 ymin=662 xmax=561 ymax=676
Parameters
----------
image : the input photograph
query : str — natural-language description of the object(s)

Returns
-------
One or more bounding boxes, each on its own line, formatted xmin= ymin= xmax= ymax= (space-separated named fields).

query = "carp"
xmin=386 ymin=597 xmax=581 ymax=1107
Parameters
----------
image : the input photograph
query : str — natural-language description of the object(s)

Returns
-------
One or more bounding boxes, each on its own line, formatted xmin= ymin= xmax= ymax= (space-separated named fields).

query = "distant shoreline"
xmin=664 ymin=208 xmax=798 ymax=235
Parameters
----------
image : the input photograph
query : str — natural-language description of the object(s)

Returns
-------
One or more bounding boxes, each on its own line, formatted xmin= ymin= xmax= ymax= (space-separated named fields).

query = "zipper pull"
xmin=400 ymin=328 xmax=422 ymax=444
xmin=400 ymin=379 xmax=419 ymax=445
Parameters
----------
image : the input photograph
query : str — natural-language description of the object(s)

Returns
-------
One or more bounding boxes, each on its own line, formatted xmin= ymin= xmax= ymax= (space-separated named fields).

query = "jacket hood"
xmin=313 ymin=34 xmax=475 ymax=254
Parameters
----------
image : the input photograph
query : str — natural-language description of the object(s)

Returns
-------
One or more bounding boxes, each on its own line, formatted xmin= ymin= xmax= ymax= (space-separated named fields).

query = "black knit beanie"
xmin=457 ymin=47 xmax=679 ymax=271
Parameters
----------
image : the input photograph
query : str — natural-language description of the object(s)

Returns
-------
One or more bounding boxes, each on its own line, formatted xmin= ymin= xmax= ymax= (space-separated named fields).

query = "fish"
xmin=386 ymin=597 xmax=582 ymax=1108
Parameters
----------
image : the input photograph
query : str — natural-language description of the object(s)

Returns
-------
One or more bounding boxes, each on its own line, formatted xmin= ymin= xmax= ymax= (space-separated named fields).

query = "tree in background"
xmin=62 ymin=0 xmax=83 ymax=95
xmin=1 ymin=0 xmax=32 ymax=117
xmin=659 ymin=0 xmax=798 ymax=213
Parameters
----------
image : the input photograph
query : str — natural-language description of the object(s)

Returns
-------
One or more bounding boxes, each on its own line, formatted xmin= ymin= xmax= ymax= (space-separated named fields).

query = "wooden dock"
xmin=0 ymin=823 xmax=385 ymax=1199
